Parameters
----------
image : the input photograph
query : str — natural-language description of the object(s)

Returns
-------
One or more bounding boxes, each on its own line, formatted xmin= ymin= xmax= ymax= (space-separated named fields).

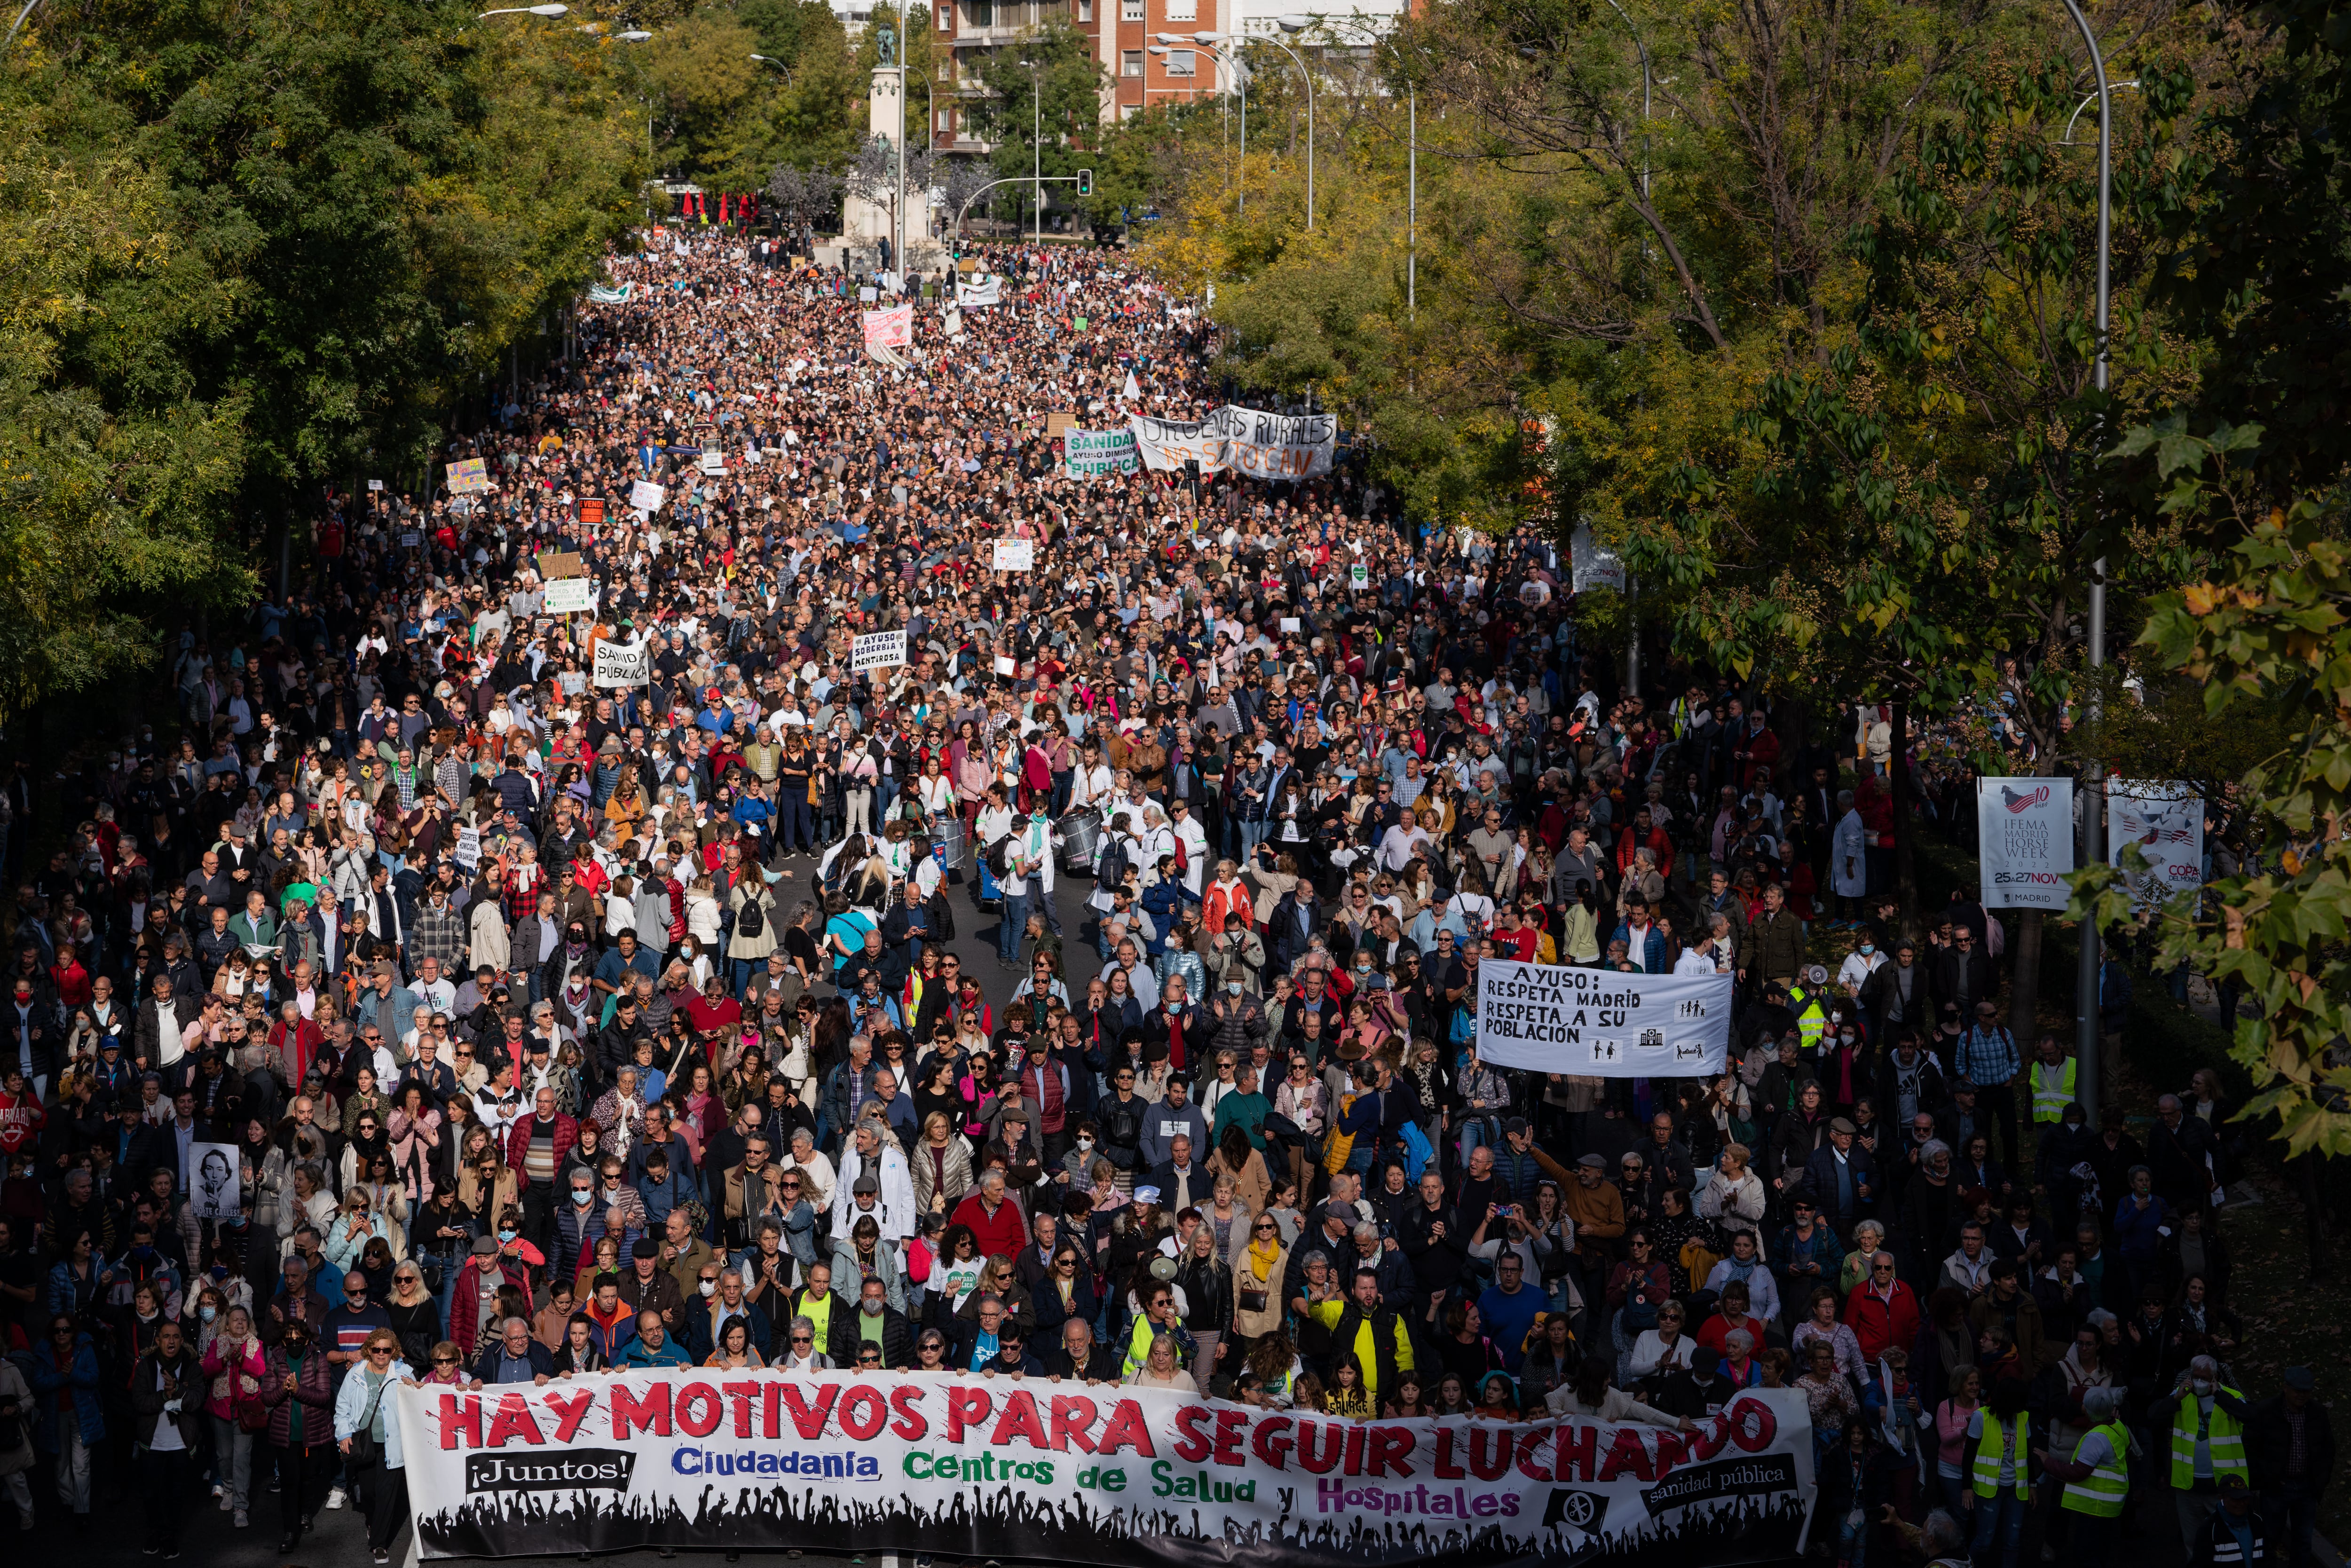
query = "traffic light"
xmin=1076 ymin=167 xmax=1093 ymax=197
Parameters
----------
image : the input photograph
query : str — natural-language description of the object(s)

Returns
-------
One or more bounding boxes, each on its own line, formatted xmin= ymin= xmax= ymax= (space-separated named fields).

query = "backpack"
xmin=985 ymin=835 xmax=1015 ymax=876
xmin=735 ymin=894 xmax=765 ymax=940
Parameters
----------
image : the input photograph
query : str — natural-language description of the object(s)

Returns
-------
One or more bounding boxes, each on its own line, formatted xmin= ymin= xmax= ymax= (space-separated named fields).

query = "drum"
xmin=1055 ymin=809 xmax=1100 ymax=873
xmin=932 ymin=817 xmax=969 ymax=871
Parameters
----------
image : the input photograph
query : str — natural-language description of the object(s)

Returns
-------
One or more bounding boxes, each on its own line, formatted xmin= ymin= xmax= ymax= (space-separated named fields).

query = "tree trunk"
xmin=1892 ymin=698 xmax=1919 ymax=941
xmin=2008 ymin=909 xmax=2043 ymax=1053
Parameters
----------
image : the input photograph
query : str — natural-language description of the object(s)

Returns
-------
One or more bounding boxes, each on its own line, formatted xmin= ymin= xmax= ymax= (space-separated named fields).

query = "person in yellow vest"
xmin=1791 ymin=969 xmax=1829 ymax=1057
xmin=2031 ymin=1035 xmax=2078 ymax=1125
xmin=1304 ymin=1268 xmax=1417 ymax=1408
xmin=1965 ymin=1378 xmax=2035 ymax=1568
xmin=2154 ymin=1356 xmax=2255 ymax=1551
xmin=1119 ymin=1276 xmax=1195 ymax=1379
xmin=2038 ymin=1384 xmax=2132 ymax=1568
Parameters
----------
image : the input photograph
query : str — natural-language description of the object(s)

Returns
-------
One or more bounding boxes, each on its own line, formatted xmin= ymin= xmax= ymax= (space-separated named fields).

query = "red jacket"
xmin=505 ymin=1111 xmax=579 ymax=1178
xmin=1844 ymin=1278 xmax=1921 ymax=1363
xmin=449 ymin=1255 xmax=536 ymax=1359
xmin=948 ymin=1190 xmax=1029 ymax=1261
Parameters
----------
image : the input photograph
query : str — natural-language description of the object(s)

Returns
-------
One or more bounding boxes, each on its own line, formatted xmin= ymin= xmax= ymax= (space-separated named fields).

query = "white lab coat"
xmin=830 ymin=1142 xmax=916 ymax=1243
xmin=1832 ymin=808 xmax=1870 ymax=898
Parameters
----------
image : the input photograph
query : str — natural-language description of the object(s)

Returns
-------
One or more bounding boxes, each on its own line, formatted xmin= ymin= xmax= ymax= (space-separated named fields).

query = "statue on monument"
xmin=875 ymin=18 xmax=897 ymax=66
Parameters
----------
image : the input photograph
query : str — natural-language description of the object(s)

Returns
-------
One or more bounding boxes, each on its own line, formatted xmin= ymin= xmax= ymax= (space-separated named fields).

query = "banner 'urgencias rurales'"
xmin=396 ymin=1373 xmax=1814 ymax=1567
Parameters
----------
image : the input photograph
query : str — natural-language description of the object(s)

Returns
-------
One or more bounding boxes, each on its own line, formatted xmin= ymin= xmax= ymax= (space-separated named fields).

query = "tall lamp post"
xmin=1258 ymin=16 xmax=1316 ymax=229
xmin=1017 ymin=56 xmax=1041 ymax=243
xmin=2060 ymin=0 xmax=2114 ymax=1128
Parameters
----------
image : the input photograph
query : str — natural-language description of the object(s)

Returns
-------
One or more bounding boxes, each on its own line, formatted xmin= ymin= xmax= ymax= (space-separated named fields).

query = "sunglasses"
xmin=434 ymin=1355 xmax=459 ymax=1366
xmin=790 ymin=1334 xmax=813 ymax=1344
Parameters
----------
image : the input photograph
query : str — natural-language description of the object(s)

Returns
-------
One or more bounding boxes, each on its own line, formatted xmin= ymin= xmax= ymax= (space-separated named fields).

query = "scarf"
xmin=1246 ymin=1236 xmax=1282 ymax=1284
xmin=206 ymin=1334 xmax=260 ymax=1407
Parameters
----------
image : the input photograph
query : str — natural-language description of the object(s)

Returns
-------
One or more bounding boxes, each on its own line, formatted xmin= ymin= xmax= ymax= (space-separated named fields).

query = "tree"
xmin=963 ymin=19 xmax=1107 ymax=226
xmin=2072 ymin=423 xmax=2351 ymax=1152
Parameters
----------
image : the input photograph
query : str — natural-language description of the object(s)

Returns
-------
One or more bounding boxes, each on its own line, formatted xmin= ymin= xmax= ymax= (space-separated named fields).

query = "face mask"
xmin=1077 ymin=1137 xmax=1095 ymax=1151
xmin=572 ymin=1190 xmax=592 ymax=1206
xmin=1859 ymin=944 xmax=1874 ymax=956
xmin=1226 ymin=980 xmax=1243 ymax=996
xmin=1840 ymin=1033 xmax=1856 ymax=1046
xmin=2193 ymin=1379 xmax=2213 ymax=1396
xmin=199 ymin=1305 xmax=219 ymax=1323
xmin=498 ymin=1228 xmax=517 ymax=1243
xmin=699 ymin=1280 xmax=717 ymax=1297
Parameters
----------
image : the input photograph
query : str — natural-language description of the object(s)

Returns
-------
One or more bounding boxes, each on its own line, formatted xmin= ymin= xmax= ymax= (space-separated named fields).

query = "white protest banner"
xmin=593 ymin=640 xmax=648 ymax=688
xmin=2109 ymin=780 xmax=2205 ymax=910
xmin=395 ymin=1369 xmax=1814 ymax=1565
xmin=993 ymin=539 xmax=1035 ymax=572
xmin=629 ymin=479 xmax=666 ymax=514
xmin=1570 ymin=522 xmax=1627 ymax=595
xmin=943 ymin=306 xmax=964 ymax=339
xmin=542 ymin=577 xmax=596 ymax=615
xmin=189 ymin=1143 xmax=241 ymax=1221
xmin=993 ymin=655 xmax=1017 ymax=677
xmin=453 ymin=825 xmax=482 ymax=873
xmin=1064 ymin=426 xmax=1140 ymax=478
xmin=1128 ymin=406 xmax=1335 ymax=481
xmin=851 ymin=630 xmax=907 ymax=673
xmin=862 ymin=305 xmax=913 ymax=352
xmin=1476 ymin=960 xmax=1734 ymax=1078
xmin=956 ymin=275 xmax=1001 ymax=307
xmin=1976 ymin=777 xmax=2074 ymax=910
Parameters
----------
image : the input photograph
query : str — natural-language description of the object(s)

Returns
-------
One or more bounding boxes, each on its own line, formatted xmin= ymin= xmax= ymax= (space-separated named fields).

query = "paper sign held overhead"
xmin=537 ymin=551 xmax=585 ymax=580
xmin=445 ymin=458 xmax=492 ymax=495
xmin=542 ymin=578 xmax=596 ymax=615
xmin=992 ymin=539 xmax=1034 ymax=572
xmin=629 ymin=480 xmax=666 ymax=514
xmin=593 ymin=640 xmax=647 ymax=687
xmin=850 ymin=630 xmax=907 ymax=673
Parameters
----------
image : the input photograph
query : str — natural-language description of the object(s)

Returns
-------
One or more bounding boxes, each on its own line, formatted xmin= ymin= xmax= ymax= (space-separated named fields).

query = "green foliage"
xmin=963 ymin=19 xmax=1108 ymax=223
xmin=2069 ymin=431 xmax=2351 ymax=1153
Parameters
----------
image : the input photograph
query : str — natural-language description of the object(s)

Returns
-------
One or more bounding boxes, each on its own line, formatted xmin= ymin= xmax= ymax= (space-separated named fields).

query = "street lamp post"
xmin=1262 ymin=16 xmax=1316 ymax=229
xmin=1020 ymin=58 xmax=1041 ymax=243
xmin=2060 ymin=0 xmax=2114 ymax=1128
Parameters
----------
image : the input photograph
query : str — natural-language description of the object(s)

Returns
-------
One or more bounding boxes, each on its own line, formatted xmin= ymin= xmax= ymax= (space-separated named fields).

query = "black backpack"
xmin=736 ymin=895 xmax=765 ymax=940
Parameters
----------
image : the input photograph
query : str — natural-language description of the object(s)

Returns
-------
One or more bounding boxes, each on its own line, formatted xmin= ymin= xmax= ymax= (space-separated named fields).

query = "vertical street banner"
xmin=2108 ymin=780 xmax=2205 ymax=910
xmin=1975 ymin=777 xmax=2075 ymax=911
xmin=1065 ymin=427 xmax=1141 ymax=478
xmin=851 ymin=630 xmax=908 ymax=673
xmin=1569 ymin=523 xmax=1626 ymax=595
xmin=395 ymin=1372 xmax=1814 ymax=1567
xmin=1475 ymin=961 xmax=1733 ymax=1077
xmin=862 ymin=305 xmax=914 ymax=352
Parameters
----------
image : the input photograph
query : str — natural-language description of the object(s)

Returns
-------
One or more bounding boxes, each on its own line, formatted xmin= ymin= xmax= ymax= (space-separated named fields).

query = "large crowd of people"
xmin=0 ymin=223 xmax=2330 ymax=1568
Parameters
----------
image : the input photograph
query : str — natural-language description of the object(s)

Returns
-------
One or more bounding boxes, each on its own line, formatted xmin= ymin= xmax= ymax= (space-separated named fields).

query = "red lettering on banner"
xmin=722 ymin=1381 xmax=762 ymax=1439
xmin=1652 ymin=1429 xmax=1690 ymax=1474
xmin=760 ymin=1383 xmax=782 ymax=1440
xmin=947 ymin=1387 xmax=994 ymax=1443
xmin=675 ymin=1383 xmax=724 ymax=1438
xmin=1553 ymin=1423 xmax=1597 ymax=1481
xmin=1250 ymin=1414 xmax=1294 ymax=1470
xmin=1598 ymin=1426 xmax=1655 ymax=1482
xmin=1433 ymin=1426 xmax=1466 ymax=1480
xmin=543 ymin=1390 xmax=595 ymax=1444
xmin=1049 ymin=1395 xmax=1099 ymax=1454
xmin=838 ymin=1386 xmax=887 ymax=1441
xmin=1171 ymin=1406 xmax=1214 ymax=1463
xmin=1514 ymin=1428 xmax=1553 ymax=1482
xmin=487 ymin=1392 xmax=547 ymax=1448
xmin=1466 ymin=1427 xmax=1514 ymax=1481
xmin=1095 ymin=1398 xmax=1156 ymax=1458
xmin=612 ymin=1381 xmax=672 ymax=1438
xmin=988 ymin=1390 xmax=1049 ymax=1450
xmin=438 ymin=1392 xmax=481 ymax=1450
xmin=1342 ymin=1424 xmax=1367 ymax=1475
xmin=1685 ymin=1415 xmax=1728 ymax=1462
xmin=889 ymin=1385 xmax=928 ymax=1441
xmin=1212 ymin=1409 xmax=1249 ymax=1467
xmin=780 ymin=1383 xmax=838 ymax=1440
xmin=1366 ymin=1426 xmax=1416 ymax=1478
xmin=1294 ymin=1420 xmax=1343 ymax=1475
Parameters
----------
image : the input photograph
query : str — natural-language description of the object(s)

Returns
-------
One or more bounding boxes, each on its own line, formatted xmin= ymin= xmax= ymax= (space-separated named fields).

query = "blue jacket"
xmin=469 ymin=1340 xmax=557 ymax=1384
xmin=2113 ymin=1191 xmax=2170 ymax=1263
xmin=622 ymin=1335 xmax=693 ymax=1369
xmin=27 ymin=1334 xmax=105 ymax=1450
xmin=1802 ymin=1144 xmax=1878 ymax=1222
xmin=1609 ymin=922 xmax=1669 ymax=974
xmin=333 ymin=1364 xmax=407 ymax=1468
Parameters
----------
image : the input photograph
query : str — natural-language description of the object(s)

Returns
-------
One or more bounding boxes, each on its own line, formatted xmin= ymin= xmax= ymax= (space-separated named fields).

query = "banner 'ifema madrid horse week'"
xmin=396 ymin=1372 xmax=1816 ymax=1567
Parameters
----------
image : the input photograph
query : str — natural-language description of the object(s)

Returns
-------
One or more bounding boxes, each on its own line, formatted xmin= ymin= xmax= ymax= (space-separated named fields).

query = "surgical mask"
xmin=2193 ymin=1379 xmax=2213 ymax=1397
xmin=498 ymin=1228 xmax=518 ymax=1243
xmin=199 ymin=1305 xmax=219 ymax=1323
xmin=572 ymin=1190 xmax=592 ymax=1206
xmin=1859 ymin=944 xmax=1874 ymax=956
xmin=1226 ymin=980 xmax=1243 ymax=996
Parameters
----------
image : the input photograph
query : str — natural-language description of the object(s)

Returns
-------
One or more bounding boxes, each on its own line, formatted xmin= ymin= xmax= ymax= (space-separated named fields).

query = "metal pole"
xmin=0 ymin=0 xmax=40 ymax=53
xmin=1033 ymin=67 xmax=1041 ymax=243
xmin=1407 ymin=87 xmax=1415 ymax=319
xmin=2061 ymin=0 xmax=2112 ymax=1128
xmin=1259 ymin=37 xmax=1315 ymax=229
xmin=894 ymin=4 xmax=905 ymax=281
xmin=1605 ymin=0 xmax=1649 ymax=686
